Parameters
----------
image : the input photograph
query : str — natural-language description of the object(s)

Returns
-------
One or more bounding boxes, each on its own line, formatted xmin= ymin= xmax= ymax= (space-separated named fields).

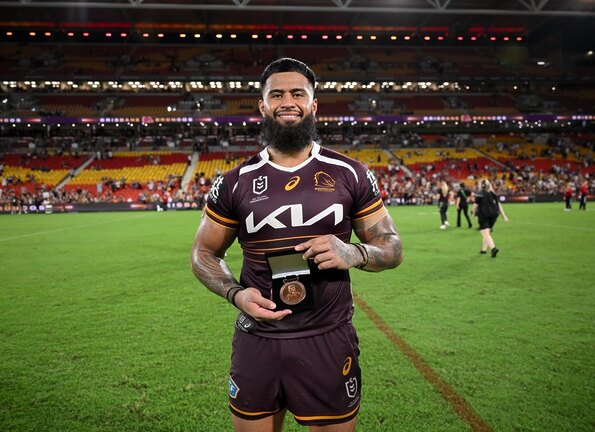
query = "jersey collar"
xmin=259 ymin=142 xmax=320 ymax=172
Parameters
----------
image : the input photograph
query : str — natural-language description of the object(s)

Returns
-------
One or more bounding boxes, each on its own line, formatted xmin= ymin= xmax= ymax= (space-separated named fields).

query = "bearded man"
xmin=191 ymin=58 xmax=403 ymax=432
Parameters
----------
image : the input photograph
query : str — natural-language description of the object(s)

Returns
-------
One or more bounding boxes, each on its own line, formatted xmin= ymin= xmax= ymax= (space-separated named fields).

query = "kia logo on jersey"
xmin=253 ymin=175 xmax=268 ymax=195
xmin=246 ymin=203 xmax=343 ymax=234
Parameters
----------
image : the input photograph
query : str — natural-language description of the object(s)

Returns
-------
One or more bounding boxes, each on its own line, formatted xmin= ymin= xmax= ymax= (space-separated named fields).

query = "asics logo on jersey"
xmin=284 ymin=176 xmax=300 ymax=191
xmin=246 ymin=203 xmax=343 ymax=234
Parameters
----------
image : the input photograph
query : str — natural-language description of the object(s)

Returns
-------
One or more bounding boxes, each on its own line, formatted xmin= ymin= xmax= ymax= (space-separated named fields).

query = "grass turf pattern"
xmin=0 ymin=203 xmax=593 ymax=431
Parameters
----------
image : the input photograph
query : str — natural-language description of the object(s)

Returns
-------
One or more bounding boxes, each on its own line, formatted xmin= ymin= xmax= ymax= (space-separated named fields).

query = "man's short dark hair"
xmin=260 ymin=58 xmax=316 ymax=94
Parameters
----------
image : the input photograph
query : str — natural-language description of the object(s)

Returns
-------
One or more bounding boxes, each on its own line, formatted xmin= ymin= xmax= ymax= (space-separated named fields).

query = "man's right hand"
xmin=235 ymin=288 xmax=292 ymax=321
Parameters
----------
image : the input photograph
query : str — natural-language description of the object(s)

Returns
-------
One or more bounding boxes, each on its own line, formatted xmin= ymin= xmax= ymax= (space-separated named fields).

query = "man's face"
xmin=258 ymin=71 xmax=318 ymax=153
xmin=258 ymin=72 xmax=317 ymax=125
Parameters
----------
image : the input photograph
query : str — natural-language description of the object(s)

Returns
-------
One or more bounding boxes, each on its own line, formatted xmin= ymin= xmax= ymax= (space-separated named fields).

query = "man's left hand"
xmin=295 ymin=235 xmax=359 ymax=270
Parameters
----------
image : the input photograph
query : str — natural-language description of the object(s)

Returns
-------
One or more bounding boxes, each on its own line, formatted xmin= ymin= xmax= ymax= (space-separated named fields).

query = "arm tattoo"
xmin=340 ymin=242 xmax=366 ymax=268
xmin=359 ymin=219 xmax=403 ymax=272
xmin=191 ymin=248 xmax=241 ymax=299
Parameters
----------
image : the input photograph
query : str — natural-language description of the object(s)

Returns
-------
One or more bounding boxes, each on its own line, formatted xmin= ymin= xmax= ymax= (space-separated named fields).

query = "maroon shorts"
xmin=228 ymin=323 xmax=361 ymax=426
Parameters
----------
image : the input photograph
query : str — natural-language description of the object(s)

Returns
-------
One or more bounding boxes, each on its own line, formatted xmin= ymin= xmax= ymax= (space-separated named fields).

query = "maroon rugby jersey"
xmin=205 ymin=143 xmax=384 ymax=338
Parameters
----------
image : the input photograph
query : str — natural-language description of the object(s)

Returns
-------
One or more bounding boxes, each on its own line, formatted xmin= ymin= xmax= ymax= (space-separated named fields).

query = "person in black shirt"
xmin=473 ymin=179 xmax=509 ymax=257
xmin=436 ymin=180 xmax=450 ymax=229
xmin=455 ymin=182 xmax=472 ymax=228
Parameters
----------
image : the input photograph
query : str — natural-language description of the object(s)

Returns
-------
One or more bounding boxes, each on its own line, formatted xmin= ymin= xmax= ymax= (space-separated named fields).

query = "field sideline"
xmin=0 ymin=203 xmax=593 ymax=431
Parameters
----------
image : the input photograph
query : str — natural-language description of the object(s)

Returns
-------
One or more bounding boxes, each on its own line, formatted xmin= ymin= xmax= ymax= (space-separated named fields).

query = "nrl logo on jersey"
xmin=250 ymin=175 xmax=269 ymax=204
xmin=253 ymin=175 xmax=268 ymax=195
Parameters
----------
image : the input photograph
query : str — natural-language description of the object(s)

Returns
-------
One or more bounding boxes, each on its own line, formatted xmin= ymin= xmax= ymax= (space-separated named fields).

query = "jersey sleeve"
xmin=204 ymin=169 xmax=240 ymax=230
xmin=350 ymin=163 xmax=385 ymax=222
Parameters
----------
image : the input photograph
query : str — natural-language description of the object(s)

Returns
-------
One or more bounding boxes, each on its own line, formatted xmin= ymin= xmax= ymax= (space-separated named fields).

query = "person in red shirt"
xmin=564 ymin=183 xmax=573 ymax=211
xmin=579 ymin=180 xmax=589 ymax=211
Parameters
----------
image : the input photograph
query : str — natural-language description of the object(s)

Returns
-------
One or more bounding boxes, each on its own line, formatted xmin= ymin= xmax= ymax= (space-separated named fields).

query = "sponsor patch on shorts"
xmin=229 ymin=375 xmax=240 ymax=399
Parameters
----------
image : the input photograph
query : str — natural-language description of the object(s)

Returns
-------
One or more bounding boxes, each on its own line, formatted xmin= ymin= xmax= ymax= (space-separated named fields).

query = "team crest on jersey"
xmin=253 ymin=175 xmax=268 ymax=195
xmin=314 ymin=171 xmax=336 ymax=192
xmin=229 ymin=376 xmax=240 ymax=399
xmin=345 ymin=377 xmax=358 ymax=398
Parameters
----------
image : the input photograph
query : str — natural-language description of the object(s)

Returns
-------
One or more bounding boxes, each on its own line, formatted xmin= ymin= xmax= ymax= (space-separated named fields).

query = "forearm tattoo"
xmin=360 ymin=219 xmax=403 ymax=272
xmin=191 ymin=248 xmax=241 ymax=298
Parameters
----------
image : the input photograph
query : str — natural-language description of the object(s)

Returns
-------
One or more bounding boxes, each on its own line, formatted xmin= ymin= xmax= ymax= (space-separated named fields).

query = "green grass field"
xmin=0 ymin=203 xmax=593 ymax=432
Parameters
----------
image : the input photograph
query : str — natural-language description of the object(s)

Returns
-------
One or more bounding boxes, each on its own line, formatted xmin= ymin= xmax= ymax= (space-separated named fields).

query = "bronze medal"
xmin=280 ymin=280 xmax=306 ymax=305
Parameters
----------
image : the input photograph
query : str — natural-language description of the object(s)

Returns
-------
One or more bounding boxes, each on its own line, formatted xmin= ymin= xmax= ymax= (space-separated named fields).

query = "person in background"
xmin=190 ymin=57 xmax=403 ymax=432
xmin=455 ymin=182 xmax=472 ymax=228
xmin=564 ymin=182 xmax=573 ymax=211
xmin=437 ymin=180 xmax=450 ymax=229
xmin=578 ymin=180 xmax=588 ymax=210
xmin=473 ymin=179 xmax=509 ymax=257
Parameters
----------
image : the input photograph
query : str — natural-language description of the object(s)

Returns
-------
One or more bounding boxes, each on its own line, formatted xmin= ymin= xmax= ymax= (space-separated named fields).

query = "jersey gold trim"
xmin=205 ymin=205 xmax=239 ymax=225
xmin=354 ymin=198 xmax=383 ymax=216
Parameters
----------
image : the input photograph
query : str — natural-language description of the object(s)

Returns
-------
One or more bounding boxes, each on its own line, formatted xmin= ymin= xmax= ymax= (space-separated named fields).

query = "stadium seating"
xmin=190 ymin=150 xmax=256 ymax=182
xmin=0 ymin=152 xmax=88 ymax=195
xmin=1 ymin=38 xmax=592 ymax=208
xmin=63 ymin=151 xmax=188 ymax=201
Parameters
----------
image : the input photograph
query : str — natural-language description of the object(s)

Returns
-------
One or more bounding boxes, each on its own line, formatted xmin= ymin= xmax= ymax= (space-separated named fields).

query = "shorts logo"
xmin=314 ymin=171 xmax=335 ymax=192
xmin=342 ymin=356 xmax=352 ymax=376
xmin=229 ymin=376 xmax=240 ymax=399
xmin=345 ymin=377 xmax=358 ymax=399
xmin=284 ymin=176 xmax=300 ymax=191
xmin=253 ymin=175 xmax=268 ymax=195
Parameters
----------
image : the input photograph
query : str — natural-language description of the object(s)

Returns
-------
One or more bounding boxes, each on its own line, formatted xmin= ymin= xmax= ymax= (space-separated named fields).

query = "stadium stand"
xmin=1 ymin=3 xmax=593 ymax=211
xmin=61 ymin=151 xmax=188 ymax=202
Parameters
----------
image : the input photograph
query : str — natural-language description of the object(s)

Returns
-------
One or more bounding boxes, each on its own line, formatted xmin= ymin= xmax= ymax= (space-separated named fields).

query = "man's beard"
xmin=261 ymin=113 xmax=319 ymax=154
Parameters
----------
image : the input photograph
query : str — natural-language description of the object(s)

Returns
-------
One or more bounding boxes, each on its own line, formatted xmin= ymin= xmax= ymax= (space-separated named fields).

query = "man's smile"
xmin=276 ymin=111 xmax=302 ymax=120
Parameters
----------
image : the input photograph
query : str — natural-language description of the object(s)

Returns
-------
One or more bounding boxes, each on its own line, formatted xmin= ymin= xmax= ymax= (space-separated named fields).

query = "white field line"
xmin=0 ymin=214 xmax=150 ymax=242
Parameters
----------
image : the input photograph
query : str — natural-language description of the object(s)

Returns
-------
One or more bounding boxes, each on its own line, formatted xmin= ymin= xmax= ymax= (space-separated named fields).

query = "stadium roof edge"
xmin=0 ymin=1 xmax=594 ymax=17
